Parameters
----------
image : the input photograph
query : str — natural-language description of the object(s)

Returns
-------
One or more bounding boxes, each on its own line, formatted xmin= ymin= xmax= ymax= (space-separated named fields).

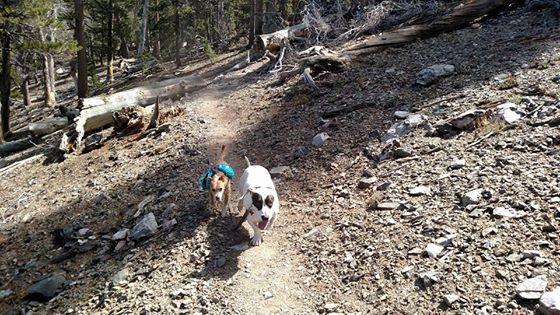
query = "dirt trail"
xmin=189 ymin=77 xmax=312 ymax=314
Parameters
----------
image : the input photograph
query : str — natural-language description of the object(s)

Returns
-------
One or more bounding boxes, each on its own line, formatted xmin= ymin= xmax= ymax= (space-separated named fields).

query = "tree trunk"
xmin=248 ymin=0 xmax=255 ymax=47
xmin=21 ymin=75 xmax=31 ymax=107
xmin=278 ymin=0 xmax=287 ymax=21
xmin=28 ymin=117 xmax=68 ymax=137
xmin=153 ymin=0 xmax=161 ymax=60
xmin=1 ymin=24 xmax=11 ymax=139
xmin=0 ymin=137 xmax=37 ymax=157
xmin=75 ymin=0 xmax=88 ymax=98
xmin=107 ymin=0 xmax=115 ymax=82
xmin=137 ymin=0 xmax=149 ymax=59
xmin=174 ymin=0 xmax=182 ymax=68
xmin=40 ymin=29 xmax=56 ymax=106
xmin=116 ymin=12 xmax=130 ymax=58
xmin=255 ymin=0 xmax=264 ymax=36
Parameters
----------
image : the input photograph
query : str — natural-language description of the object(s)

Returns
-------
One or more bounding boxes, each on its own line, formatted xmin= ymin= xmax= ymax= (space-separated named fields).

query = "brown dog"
xmin=208 ymin=145 xmax=233 ymax=217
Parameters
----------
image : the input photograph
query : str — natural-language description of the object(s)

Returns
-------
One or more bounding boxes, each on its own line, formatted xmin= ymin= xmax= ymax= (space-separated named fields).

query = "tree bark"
xmin=28 ymin=117 xmax=68 ymax=137
xmin=255 ymin=0 xmax=264 ymax=36
xmin=107 ymin=0 xmax=115 ymax=82
xmin=116 ymin=12 xmax=130 ymax=58
xmin=174 ymin=0 xmax=182 ymax=68
xmin=0 ymin=137 xmax=36 ymax=157
xmin=248 ymin=0 xmax=255 ymax=47
xmin=75 ymin=0 xmax=88 ymax=98
xmin=137 ymin=0 xmax=149 ymax=59
xmin=153 ymin=0 xmax=161 ymax=60
xmin=21 ymin=75 xmax=31 ymax=107
xmin=1 ymin=24 xmax=11 ymax=139
xmin=40 ymin=29 xmax=56 ymax=106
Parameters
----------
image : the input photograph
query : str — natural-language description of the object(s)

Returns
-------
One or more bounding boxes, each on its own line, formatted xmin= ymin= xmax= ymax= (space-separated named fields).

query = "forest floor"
xmin=1 ymin=6 xmax=560 ymax=315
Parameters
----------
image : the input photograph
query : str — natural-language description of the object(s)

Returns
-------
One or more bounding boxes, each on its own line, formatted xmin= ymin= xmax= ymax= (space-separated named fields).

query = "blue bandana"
xmin=198 ymin=163 xmax=235 ymax=190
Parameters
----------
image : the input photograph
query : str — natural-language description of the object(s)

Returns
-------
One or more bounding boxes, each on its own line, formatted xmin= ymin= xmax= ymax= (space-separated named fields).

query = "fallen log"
xmin=257 ymin=22 xmax=308 ymax=52
xmin=344 ymin=0 xmax=516 ymax=56
xmin=81 ymin=75 xmax=206 ymax=109
xmin=75 ymin=75 xmax=207 ymax=148
xmin=28 ymin=117 xmax=68 ymax=137
xmin=0 ymin=137 xmax=38 ymax=157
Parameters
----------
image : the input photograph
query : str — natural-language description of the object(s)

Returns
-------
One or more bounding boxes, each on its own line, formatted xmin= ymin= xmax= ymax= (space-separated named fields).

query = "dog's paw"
xmin=250 ymin=235 xmax=262 ymax=246
xmin=221 ymin=209 xmax=228 ymax=217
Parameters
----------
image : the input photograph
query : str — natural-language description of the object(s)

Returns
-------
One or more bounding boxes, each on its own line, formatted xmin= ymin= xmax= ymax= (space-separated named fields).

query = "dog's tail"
xmin=218 ymin=144 xmax=227 ymax=162
xmin=244 ymin=156 xmax=251 ymax=167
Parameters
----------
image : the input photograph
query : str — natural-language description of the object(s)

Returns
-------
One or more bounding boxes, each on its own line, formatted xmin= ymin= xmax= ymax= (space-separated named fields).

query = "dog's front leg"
xmin=249 ymin=222 xmax=263 ymax=246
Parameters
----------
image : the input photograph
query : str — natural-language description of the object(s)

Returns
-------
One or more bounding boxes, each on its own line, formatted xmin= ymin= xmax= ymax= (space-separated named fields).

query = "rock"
xmin=435 ymin=234 xmax=456 ymax=247
xmin=516 ymin=275 xmax=547 ymax=300
xmin=22 ymin=213 xmax=32 ymax=223
xmin=131 ymin=212 xmax=158 ymax=240
xmin=496 ymin=102 xmax=524 ymax=124
xmin=408 ymin=185 xmax=431 ymax=196
xmin=538 ymin=105 xmax=558 ymax=119
xmin=230 ymin=243 xmax=249 ymax=251
xmin=138 ymin=195 xmax=156 ymax=213
xmin=419 ymin=271 xmax=438 ymax=287
xmin=0 ymin=289 xmax=13 ymax=299
xmin=163 ymin=218 xmax=177 ymax=230
xmin=381 ymin=114 xmax=427 ymax=142
xmin=394 ymin=147 xmax=413 ymax=158
xmin=312 ymin=132 xmax=330 ymax=147
xmin=270 ymin=166 xmax=293 ymax=179
xmin=493 ymin=207 xmax=525 ymax=218
xmin=77 ymin=228 xmax=91 ymax=237
xmin=112 ymin=229 xmax=130 ymax=241
xmin=540 ymin=287 xmax=560 ymax=315
xmin=376 ymin=181 xmax=392 ymax=191
xmin=444 ymin=294 xmax=460 ymax=305
xmin=461 ymin=189 xmax=483 ymax=206
xmin=324 ymin=303 xmax=339 ymax=312
xmin=303 ymin=227 xmax=322 ymax=239
xmin=358 ymin=177 xmax=377 ymax=189
xmin=449 ymin=159 xmax=466 ymax=170
xmin=425 ymin=243 xmax=444 ymax=259
xmin=394 ymin=111 xmax=410 ymax=119
xmin=26 ymin=274 xmax=66 ymax=302
xmin=263 ymin=291 xmax=273 ymax=300
xmin=375 ymin=202 xmax=403 ymax=211
xmin=294 ymin=146 xmax=310 ymax=158
xmin=522 ymin=250 xmax=543 ymax=259
xmin=115 ymin=240 xmax=126 ymax=251
xmin=481 ymin=227 xmax=497 ymax=237
xmin=112 ymin=268 xmax=130 ymax=285
xmin=416 ymin=64 xmax=455 ymax=86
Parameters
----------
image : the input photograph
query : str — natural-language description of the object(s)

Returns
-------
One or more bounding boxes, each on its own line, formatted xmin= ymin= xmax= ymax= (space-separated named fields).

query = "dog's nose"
xmin=261 ymin=215 xmax=269 ymax=221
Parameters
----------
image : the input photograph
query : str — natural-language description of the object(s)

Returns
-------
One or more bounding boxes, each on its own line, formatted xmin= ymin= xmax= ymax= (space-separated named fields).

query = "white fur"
xmin=238 ymin=164 xmax=280 ymax=246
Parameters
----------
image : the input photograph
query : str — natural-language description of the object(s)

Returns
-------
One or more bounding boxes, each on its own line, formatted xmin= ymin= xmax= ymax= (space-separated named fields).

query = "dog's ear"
xmin=251 ymin=192 xmax=263 ymax=210
xmin=265 ymin=195 xmax=274 ymax=208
